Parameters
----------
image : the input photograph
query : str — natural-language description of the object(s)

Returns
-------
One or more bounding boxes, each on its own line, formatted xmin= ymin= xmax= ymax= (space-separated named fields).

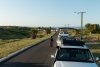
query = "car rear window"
xmin=56 ymin=48 xmax=94 ymax=62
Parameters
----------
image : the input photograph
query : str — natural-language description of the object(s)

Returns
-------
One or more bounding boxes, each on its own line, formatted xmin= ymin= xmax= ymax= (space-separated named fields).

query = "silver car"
xmin=51 ymin=40 xmax=99 ymax=67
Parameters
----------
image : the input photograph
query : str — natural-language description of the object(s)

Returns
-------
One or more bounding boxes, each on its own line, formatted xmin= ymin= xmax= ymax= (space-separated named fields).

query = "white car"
xmin=56 ymin=34 xmax=70 ymax=47
xmin=51 ymin=40 xmax=99 ymax=67
xmin=58 ymin=31 xmax=69 ymax=36
xmin=58 ymin=31 xmax=64 ymax=35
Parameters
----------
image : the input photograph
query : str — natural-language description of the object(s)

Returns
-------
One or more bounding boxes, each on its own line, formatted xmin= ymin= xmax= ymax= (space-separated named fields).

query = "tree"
xmin=30 ymin=28 xmax=38 ymax=34
xmin=30 ymin=28 xmax=38 ymax=39
xmin=92 ymin=24 xmax=100 ymax=33
xmin=85 ymin=23 xmax=93 ymax=31
xmin=45 ymin=27 xmax=51 ymax=34
xmin=85 ymin=23 xmax=100 ymax=34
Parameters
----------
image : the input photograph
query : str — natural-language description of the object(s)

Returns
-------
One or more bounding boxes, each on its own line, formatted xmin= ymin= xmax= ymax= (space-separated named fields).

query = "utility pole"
xmin=74 ymin=12 xmax=86 ymax=40
xmin=65 ymin=24 xmax=66 ymax=28
xmin=68 ymin=24 xmax=69 ymax=28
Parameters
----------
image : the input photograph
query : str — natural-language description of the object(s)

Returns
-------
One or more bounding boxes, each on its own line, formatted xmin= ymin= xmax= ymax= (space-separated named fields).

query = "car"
xmin=58 ymin=31 xmax=69 ymax=36
xmin=51 ymin=40 xmax=99 ymax=67
xmin=56 ymin=34 xmax=74 ymax=47
xmin=56 ymin=34 xmax=69 ymax=47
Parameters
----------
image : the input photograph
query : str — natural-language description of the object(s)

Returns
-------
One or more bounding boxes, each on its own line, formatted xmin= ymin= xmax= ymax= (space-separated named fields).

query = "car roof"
xmin=62 ymin=39 xmax=85 ymax=46
xmin=60 ymin=39 xmax=88 ymax=49
xmin=60 ymin=45 xmax=88 ymax=49
xmin=59 ymin=34 xmax=69 ymax=36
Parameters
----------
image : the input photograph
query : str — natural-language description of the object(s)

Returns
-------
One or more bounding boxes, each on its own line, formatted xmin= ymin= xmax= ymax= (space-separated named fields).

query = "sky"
xmin=0 ymin=0 xmax=100 ymax=27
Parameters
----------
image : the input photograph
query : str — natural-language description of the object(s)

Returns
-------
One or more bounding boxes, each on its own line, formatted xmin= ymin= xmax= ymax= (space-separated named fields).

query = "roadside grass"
xmin=86 ymin=42 xmax=100 ymax=66
xmin=0 ymin=39 xmax=20 ymax=45
xmin=91 ymin=34 xmax=100 ymax=36
xmin=0 ymin=32 xmax=54 ymax=59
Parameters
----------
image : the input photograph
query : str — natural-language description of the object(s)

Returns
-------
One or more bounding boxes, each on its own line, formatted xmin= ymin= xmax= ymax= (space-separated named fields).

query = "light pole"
xmin=65 ymin=24 xmax=66 ymax=28
xmin=74 ymin=12 xmax=86 ymax=40
xmin=68 ymin=24 xmax=69 ymax=28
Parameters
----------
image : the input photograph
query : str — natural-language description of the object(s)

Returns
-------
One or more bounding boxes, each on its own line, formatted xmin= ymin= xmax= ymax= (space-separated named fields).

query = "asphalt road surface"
xmin=0 ymin=33 xmax=58 ymax=67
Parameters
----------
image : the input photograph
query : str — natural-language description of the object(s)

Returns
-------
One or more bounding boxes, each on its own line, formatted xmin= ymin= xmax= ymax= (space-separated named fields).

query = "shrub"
xmin=37 ymin=35 xmax=44 ymax=38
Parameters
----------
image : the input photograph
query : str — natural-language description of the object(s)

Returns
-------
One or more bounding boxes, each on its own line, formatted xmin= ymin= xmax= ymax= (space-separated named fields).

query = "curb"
xmin=0 ymin=38 xmax=49 ymax=64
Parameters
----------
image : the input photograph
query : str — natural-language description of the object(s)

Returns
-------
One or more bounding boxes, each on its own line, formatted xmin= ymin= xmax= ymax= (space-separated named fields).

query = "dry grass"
xmin=0 ymin=32 xmax=54 ymax=58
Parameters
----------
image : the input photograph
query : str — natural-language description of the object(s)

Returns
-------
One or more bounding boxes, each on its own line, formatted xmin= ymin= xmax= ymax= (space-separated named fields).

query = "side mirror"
xmin=51 ymin=55 xmax=55 ymax=59
xmin=95 ymin=57 xmax=99 ymax=62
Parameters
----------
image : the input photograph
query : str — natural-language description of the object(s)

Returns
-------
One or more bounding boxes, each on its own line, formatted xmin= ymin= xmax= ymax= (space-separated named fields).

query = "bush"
xmin=31 ymin=34 xmax=37 ymax=39
xmin=37 ymin=35 xmax=44 ymax=38
xmin=45 ymin=28 xmax=51 ymax=34
xmin=0 ymin=26 xmax=31 ymax=39
xmin=30 ymin=28 xmax=38 ymax=35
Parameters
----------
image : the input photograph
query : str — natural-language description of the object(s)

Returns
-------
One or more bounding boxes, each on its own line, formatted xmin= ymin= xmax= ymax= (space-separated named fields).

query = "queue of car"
xmin=51 ymin=31 xmax=99 ymax=67
xmin=56 ymin=31 xmax=70 ymax=47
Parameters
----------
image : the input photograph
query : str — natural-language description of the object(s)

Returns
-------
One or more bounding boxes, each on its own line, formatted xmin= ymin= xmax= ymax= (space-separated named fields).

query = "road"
xmin=0 ymin=33 xmax=58 ymax=67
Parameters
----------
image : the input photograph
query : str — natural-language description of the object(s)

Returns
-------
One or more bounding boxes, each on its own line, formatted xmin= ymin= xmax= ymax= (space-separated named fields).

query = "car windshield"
xmin=56 ymin=48 xmax=94 ymax=62
xmin=59 ymin=36 xmax=69 ymax=40
xmin=59 ymin=32 xmax=64 ymax=34
xmin=64 ymin=32 xmax=68 ymax=34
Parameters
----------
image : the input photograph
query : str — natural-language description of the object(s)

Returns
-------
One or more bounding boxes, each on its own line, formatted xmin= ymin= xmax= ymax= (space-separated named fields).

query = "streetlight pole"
xmin=74 ymin=12 xmax=86 ymax=40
